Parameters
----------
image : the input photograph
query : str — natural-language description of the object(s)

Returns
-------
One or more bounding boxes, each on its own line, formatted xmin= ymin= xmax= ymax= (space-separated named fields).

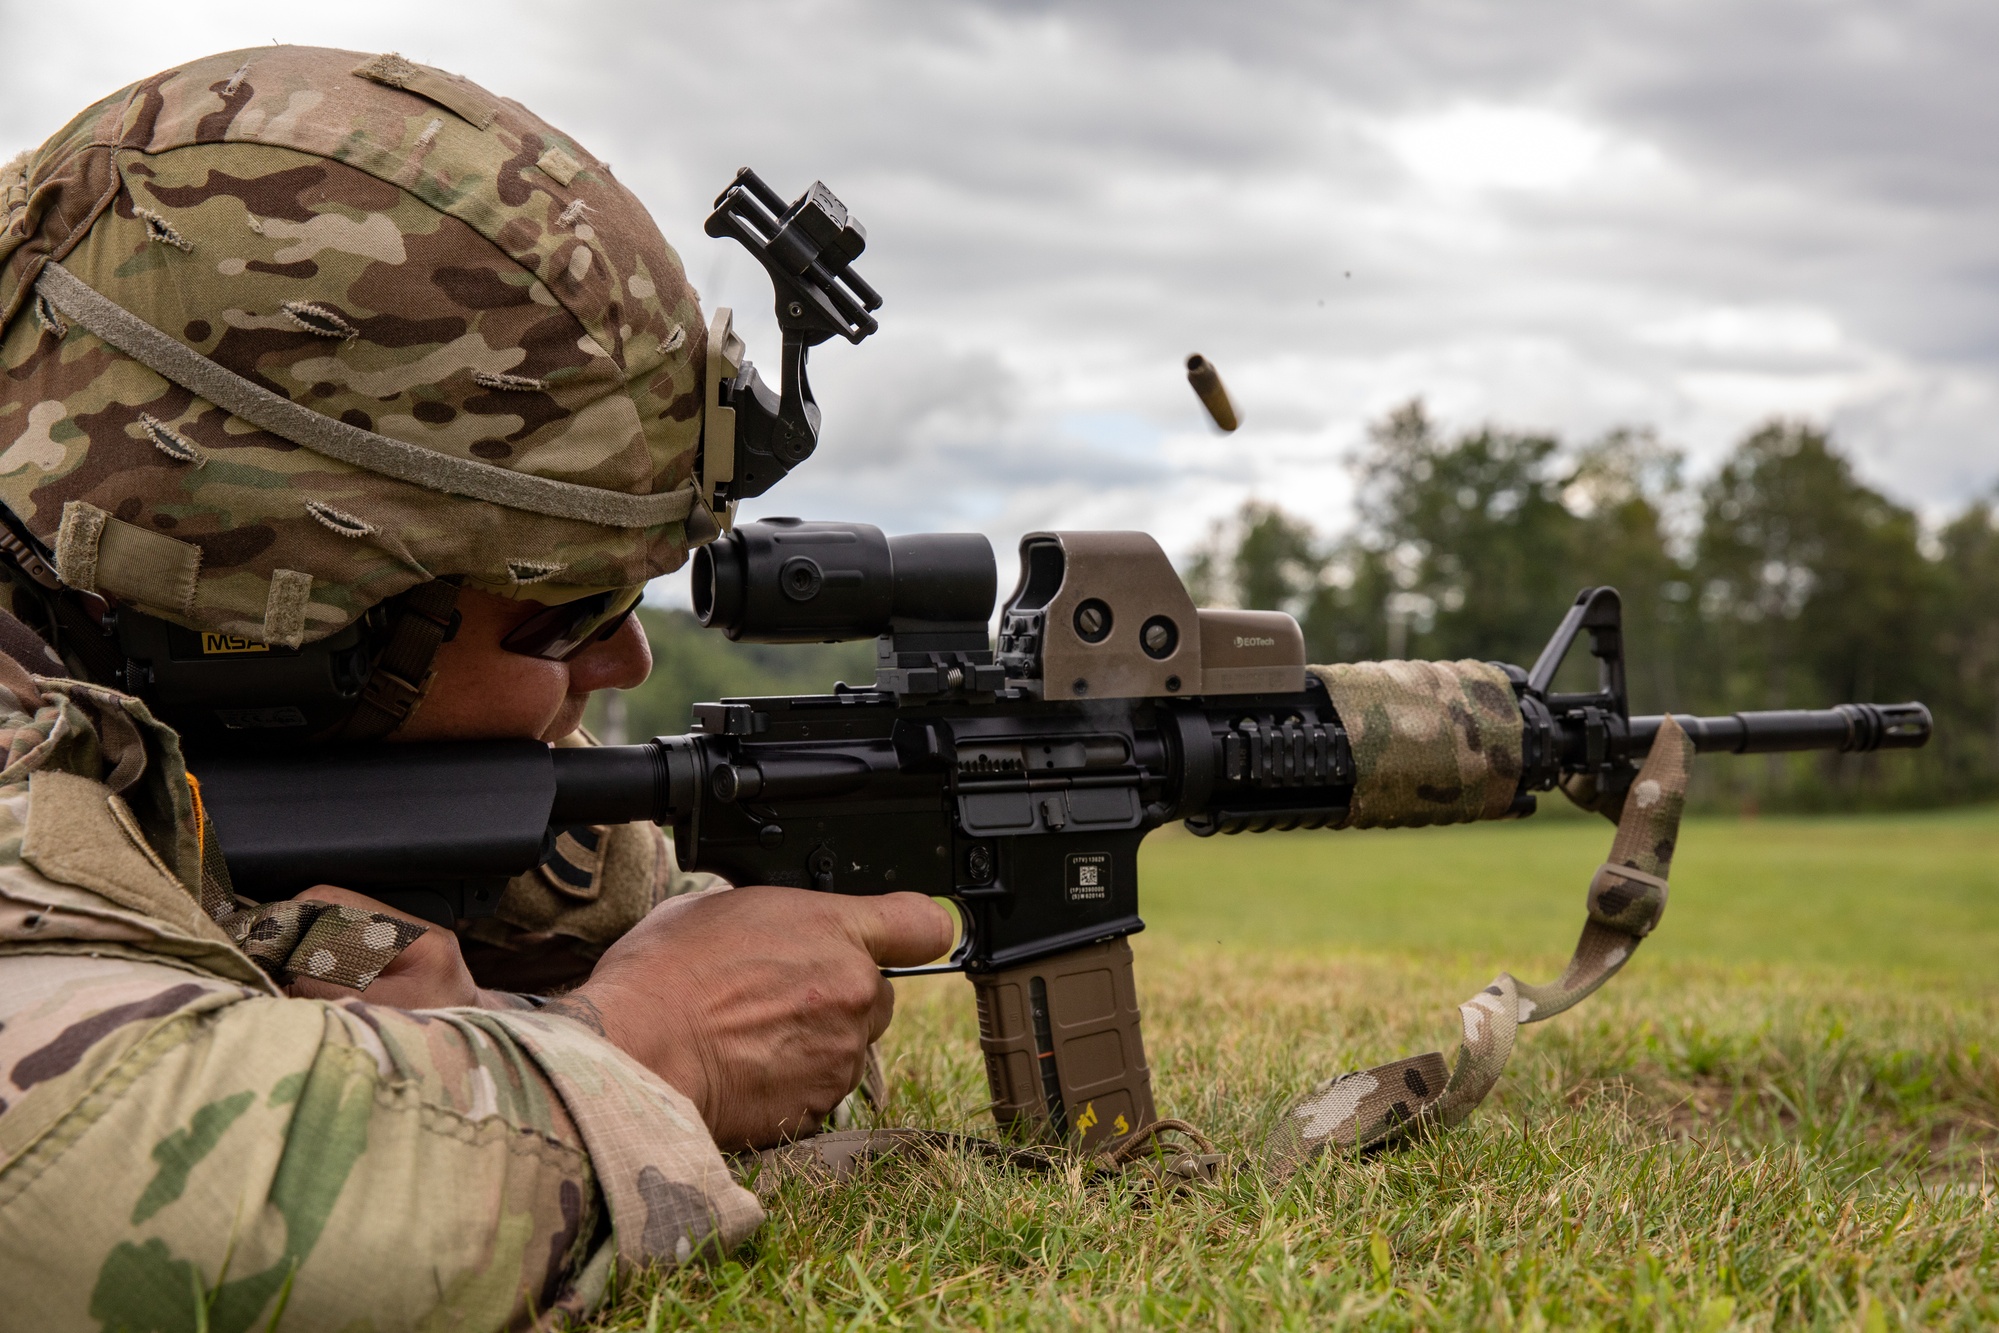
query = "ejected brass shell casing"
xmin=1185 ymin=354 xmax=1239 ymax=432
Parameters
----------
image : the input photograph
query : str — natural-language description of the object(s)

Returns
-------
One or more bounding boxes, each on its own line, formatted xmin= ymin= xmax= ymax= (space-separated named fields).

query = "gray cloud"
xmin=3 ymin=0 xmax=1992 ymax=607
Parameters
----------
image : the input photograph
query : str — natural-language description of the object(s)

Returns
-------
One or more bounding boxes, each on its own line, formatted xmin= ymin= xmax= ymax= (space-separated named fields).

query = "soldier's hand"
xmin=566 ymin=885 xmax=954 ymax=1149
xmin=285 ymin=886 xmax=484 ymax=1009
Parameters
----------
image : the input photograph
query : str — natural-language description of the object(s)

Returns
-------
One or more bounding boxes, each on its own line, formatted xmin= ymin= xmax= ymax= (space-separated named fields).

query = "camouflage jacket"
xmin=0 ymin=661 xmax=763 ymax=1330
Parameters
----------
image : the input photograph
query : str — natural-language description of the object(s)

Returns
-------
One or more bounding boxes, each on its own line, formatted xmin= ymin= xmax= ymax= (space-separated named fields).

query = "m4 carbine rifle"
xmin=196 ymin=521 xmax=1932 ymax=1152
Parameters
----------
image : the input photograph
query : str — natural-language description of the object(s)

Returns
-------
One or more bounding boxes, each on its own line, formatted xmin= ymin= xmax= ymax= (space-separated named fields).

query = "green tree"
xmin=1931 ymin=500 xmax=1999 ymax=797
xmin=1233 ymin=503 xmax=1322 ymax=614
xmin=1182 ymin=410 xmax=1985 ymax=811
xmin=1559 ymin=428 xmax=1689 ymax=712
xmin=1693 ymin=422 xmax=1941 ymax=710
xmin=1184 ymin=502 xmax=1324 ymax=615
xmin=1351 ymin=401 xmax=1576 ymax=665
xmin=1298 ymin=542 xmax=1397 ymax=665
xmin=1337 ymin=403 xmax=1685 ymax=692
xmin=1186 ymin=403 xmax=1686 ymax=681
xmin=1689 ymin=423 xmax=1951 ymax=807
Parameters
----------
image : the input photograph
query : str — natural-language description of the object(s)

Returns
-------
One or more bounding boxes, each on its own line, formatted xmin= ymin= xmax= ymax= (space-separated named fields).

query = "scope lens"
xmin=691 ymin=549 xmax=713 ymax=620
xmin=691 ymin=536 xmax=746 ymax=629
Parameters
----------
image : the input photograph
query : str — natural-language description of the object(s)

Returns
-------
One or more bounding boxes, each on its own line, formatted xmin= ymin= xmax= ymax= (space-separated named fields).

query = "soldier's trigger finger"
xmin=846 ymin=892 xmax=956 ymax=969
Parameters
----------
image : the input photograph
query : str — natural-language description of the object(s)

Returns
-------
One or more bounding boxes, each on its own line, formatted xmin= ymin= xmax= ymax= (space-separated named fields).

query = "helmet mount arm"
xmin=700 ymin=168 xmax=882 ymax=506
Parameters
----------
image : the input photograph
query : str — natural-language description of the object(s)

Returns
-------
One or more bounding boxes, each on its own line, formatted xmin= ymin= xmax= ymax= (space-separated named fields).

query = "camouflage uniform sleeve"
xmin=0 ymin=936 xmax=762 ymax=1328
xmin=0 ymin=721 xmax=762 ymax=1328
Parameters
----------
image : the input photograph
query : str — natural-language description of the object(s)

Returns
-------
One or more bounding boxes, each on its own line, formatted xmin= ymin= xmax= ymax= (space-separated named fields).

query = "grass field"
xmin=592 ymin=807 xmax=1999 ymax=1330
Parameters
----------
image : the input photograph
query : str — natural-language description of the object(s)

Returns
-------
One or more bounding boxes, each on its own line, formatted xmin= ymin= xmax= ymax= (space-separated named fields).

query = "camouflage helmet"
xmin=0 ymin=46 xmax=715 ymax=655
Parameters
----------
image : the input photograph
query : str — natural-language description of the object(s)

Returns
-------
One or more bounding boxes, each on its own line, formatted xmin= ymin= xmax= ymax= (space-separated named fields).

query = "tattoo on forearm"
xmin=541 ymin=993 xmax=607 ymax=1037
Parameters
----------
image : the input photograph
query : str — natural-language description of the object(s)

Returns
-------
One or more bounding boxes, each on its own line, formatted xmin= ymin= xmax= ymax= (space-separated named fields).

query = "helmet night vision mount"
xmin=697 ymin=168 xmax=883 ymax=520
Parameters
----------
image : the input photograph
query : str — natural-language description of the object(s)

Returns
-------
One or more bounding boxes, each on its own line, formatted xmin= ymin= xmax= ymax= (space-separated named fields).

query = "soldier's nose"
xmin=567 ymin=613 xmax=652 ymax=695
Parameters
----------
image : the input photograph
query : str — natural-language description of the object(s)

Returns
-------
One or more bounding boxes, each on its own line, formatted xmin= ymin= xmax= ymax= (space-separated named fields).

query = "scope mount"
xmin=699 ymin=169 xmax=883 ymax=513
xmin=871 ymin=627 xmax=1007 ymax=702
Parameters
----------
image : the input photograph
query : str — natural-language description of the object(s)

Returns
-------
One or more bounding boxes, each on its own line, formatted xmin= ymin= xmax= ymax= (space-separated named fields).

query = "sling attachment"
xmin=1098 ymin=1117 xmax=1223 ymax=1185
xmin=186 ymin=769 xmax=428 ymax=988
xmin=1265 ymin=712 xmax=1697 ymax=1177
xmin=45 ymin=589 xmax=124 ymax=687
xmin=332 ymin=578 xmax=462 ymax=741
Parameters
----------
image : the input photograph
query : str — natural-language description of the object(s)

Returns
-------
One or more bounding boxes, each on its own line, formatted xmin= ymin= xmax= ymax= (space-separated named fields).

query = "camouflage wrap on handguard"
xmin=1310 ymin=659 xmax=1524 ymax=828
xmin=0 ymin=47 xmax=711 ymax=644
xmin=1266 ymin=714 xmax=1695 ymax=1174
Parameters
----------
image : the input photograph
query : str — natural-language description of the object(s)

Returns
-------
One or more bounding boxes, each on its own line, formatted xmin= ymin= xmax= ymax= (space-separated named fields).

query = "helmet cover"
xmin=0 ymin=47 xmax=712 ymax=647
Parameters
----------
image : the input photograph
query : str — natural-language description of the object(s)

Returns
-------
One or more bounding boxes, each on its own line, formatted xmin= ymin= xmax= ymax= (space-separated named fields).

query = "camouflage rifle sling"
xmin=186 ymin=771 xmax=427 ymax=989
xmin=1265 ymin=713 xmax=1695 ymax=1174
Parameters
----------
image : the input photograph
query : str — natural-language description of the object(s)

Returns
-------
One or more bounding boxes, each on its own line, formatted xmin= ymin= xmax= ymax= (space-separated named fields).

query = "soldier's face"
xmin=393 ymin=586 xmax=652 ymax=744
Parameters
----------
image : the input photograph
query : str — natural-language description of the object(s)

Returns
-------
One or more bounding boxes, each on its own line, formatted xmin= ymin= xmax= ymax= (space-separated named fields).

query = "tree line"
xmin=1185 ymin=403 xmax=1999 ymax=812
xmin=592 ymin=402 xmax=1993 ymax=812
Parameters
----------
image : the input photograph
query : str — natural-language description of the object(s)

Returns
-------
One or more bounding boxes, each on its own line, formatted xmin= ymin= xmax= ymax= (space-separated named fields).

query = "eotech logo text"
xmin=1233 ymin=635 xmax=1276 ymax=649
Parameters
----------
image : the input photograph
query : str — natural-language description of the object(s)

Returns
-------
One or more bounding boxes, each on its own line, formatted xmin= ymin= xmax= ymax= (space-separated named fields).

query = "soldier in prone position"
xmin=0 ymin=47 xmax=952 ymax=1327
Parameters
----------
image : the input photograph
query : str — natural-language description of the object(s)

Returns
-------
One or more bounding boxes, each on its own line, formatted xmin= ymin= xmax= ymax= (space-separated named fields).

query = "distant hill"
xmin=583 ymin=608 xmax=877 ymax=742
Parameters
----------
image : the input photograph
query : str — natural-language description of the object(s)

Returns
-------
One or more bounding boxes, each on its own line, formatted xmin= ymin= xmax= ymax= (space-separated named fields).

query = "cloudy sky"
xmin=4 ymin=0 xmax=1993 ymax=601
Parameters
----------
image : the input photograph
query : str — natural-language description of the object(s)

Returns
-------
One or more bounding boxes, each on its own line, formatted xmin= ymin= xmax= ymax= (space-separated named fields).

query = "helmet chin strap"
xmin=331 ymin=579 xmax=463 ymax=742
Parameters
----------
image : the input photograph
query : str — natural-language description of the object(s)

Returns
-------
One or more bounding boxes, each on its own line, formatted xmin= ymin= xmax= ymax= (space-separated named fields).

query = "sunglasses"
xmin=499 ymin=585 xmax=645 ymax=661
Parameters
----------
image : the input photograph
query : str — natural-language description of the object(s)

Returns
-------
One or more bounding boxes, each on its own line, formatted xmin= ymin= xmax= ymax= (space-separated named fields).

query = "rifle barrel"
xmin=1626 ymin=702 xmax=1931 ymax=756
